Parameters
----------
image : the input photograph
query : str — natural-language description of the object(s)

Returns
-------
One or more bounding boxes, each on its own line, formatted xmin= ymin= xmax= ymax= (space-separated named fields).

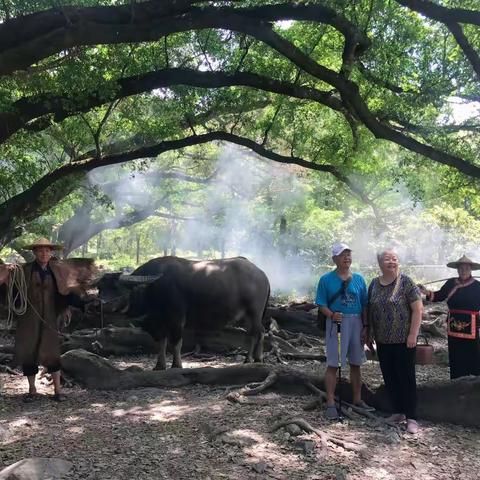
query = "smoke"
xmin=87 ymin=166 xmax=155 ymax=213
xmin=177 ymin=144 xmax=314 ymax=295
xmin=345 ymin=185 xmax=480 ymax=283
xmin=65 ymin=145 xmax=480 ymax=296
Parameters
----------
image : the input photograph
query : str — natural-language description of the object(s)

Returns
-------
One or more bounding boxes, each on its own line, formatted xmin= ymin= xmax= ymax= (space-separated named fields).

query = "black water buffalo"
xmin=117 ymin=256 xmax=270 ymax=369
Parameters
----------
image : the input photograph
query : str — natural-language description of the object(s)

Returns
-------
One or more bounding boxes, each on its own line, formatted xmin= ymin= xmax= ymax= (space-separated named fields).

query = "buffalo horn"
xmin=118 ymin=274 xmax=162 ymax=284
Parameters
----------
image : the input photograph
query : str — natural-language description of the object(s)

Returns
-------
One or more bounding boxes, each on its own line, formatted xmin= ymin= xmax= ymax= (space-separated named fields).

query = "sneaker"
xmin=406 ymin=419 xmax=419 ymax=434
xmin=353 ymin=400 xmax=375 ymax=412
xmin=324 ymin=405 xmax=339 ymax=420
xmin=386 ymin=413 xmax=406 ymax=424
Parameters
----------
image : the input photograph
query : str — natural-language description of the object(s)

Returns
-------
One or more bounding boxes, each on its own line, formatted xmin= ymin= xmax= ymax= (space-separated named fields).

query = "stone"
xmin=335 ymin=470 xmax=348 ymax=480
xmin=251 ymin=461 xmax=267 ymax=474
xmin=296 ymin=439 xmax=315 ymax=454
xmin=385 ymin=431 xmax=402 ymax=445
xmin=285 ymin=423 xmax=303 ymax=436
xmin=0 ymin=458 xmax=73 ymax=480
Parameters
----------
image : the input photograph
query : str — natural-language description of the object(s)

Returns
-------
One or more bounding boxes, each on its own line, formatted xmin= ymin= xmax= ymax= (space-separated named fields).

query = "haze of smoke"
xmin=177 ymin=144 xmax=314 ymax=295
xmin=82 ymin=147 xmax=478 ymax=295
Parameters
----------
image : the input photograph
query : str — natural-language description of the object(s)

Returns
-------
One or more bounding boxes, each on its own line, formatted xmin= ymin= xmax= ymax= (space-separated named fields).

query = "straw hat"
xmin=24 ymin=237 xmax=63 ymax=251
xmin=446 ymin=254 xmax=480 ymax=270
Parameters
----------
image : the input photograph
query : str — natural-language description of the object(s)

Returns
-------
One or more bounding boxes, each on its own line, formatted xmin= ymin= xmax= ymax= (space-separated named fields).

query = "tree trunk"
xmin=96 ymin=232 xmax=102 ymax=257
xmin=136 ymin=234 xmax=141 ymax=264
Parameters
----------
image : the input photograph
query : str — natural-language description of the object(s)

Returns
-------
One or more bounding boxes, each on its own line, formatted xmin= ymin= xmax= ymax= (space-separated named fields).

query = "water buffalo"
xmin=113 ymin=256 xmax=270 ymax=369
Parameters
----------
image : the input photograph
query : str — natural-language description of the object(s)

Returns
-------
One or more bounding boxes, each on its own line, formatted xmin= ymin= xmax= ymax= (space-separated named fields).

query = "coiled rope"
xmin=6 ymin=265 xmax=28 ymax=328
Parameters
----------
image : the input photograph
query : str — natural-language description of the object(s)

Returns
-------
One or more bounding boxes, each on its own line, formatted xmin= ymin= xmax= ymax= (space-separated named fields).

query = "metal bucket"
xmin=415 ymin=335 xmax=434 ymax=365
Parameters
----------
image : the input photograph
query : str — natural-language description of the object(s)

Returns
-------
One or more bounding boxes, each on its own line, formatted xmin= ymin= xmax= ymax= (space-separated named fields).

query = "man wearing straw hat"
xmin=1 ymin=237 xmax=95 ymax=401
xmin=420 ymin=255 xmax=480 ymax=379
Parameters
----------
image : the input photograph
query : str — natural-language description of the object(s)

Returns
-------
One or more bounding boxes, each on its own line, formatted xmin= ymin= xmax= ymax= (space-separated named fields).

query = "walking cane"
xmin=336 ymin=319 xmax=343 ymax=421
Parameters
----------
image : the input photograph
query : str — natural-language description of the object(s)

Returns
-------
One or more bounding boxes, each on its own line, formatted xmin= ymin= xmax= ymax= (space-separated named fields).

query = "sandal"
xmin=324 ymin=405 xmax=339 ymax=420
xmin=354 ymin=400 xmax=376 ymax=412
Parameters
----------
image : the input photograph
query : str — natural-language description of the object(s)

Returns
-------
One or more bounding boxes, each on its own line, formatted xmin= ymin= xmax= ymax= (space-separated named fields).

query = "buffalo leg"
xmin=253 ymin=329 xmax=265 ymax=363
xmin=246 ymin=318 xmax=264 ymax=363
xmin=153 ymin=337 xmax=168 ymax=370
xmin=171 ymin=338 xmax=183 ymax=369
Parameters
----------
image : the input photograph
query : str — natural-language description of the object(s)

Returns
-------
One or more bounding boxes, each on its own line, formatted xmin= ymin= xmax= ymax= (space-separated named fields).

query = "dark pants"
xmin=448 ymin=336 xmax=480 ymax=379
xmin=377 ymin=343 xmax=417 ymax=420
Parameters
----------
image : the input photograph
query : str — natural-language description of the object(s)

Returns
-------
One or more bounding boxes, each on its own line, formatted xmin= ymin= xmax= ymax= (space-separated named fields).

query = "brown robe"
xmin=4 ymin=258 xmax=96 ymax=376
xmin=14 ymin=262 xmax=70 ymax=375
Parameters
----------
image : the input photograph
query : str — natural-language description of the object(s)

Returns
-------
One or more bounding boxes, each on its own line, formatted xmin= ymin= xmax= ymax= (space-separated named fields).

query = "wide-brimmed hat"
xmin=446 ymin=255 xmax=480 ymax=270
xmin=24 ymin=237 xmax=63 ymax=251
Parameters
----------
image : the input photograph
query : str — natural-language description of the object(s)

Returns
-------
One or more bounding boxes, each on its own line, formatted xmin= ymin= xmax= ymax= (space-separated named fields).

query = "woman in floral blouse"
xmin=368 ymin=249 xmax=423 ymax=434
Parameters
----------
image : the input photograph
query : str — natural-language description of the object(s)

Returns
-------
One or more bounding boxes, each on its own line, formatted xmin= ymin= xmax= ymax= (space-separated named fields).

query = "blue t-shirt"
xmin=315 ymin=271 xmax=367 ymax=315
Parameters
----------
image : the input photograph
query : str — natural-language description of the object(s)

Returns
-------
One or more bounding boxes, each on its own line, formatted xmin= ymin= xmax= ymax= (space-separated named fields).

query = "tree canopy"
xmin=1 ymin=0 xmax=480 ymax=265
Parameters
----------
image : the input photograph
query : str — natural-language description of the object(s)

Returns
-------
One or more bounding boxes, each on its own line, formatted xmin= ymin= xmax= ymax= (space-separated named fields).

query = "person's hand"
xmin=407 ymin=333 xmax=417 ymax=348
xmin=5 ymin=264 xmax=15 ymax=271
xmin=332 ymin=311 xmax=343 ymax=323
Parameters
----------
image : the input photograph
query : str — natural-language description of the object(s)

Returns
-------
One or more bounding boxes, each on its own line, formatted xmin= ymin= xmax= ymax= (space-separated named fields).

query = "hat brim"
xmin=446 ymin=261 xmax=480 ymax=270
xmin=333 ymin=248 xmax=352 ymax=256
xmin=24 ymin=243 xmax=63 ymax=251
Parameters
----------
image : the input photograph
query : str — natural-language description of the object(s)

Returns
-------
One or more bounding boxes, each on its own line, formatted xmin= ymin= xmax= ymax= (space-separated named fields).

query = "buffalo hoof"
xmin=153 ymin=365 xmax=167 ymax=371
xmin=171 ymin=364 xmax=183 ymax=369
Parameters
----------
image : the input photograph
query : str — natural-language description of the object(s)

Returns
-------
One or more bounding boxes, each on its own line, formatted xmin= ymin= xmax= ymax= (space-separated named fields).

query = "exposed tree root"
xmin=0 ymin=365 xmax=19 ymax=375
xmin=60 ymin=349 xmax=480 ymax=427
xmin=226 ymin=371 xmax=278 ymax=403
xmin=269 ymin=415 xmax=364 ymax=453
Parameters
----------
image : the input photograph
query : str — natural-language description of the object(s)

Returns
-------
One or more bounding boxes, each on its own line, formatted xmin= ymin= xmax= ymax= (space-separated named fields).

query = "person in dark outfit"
xmin=368 ymin=249 xmax=423 ymax=434
xmin=419 ymin=255 xmax=480 ymax=380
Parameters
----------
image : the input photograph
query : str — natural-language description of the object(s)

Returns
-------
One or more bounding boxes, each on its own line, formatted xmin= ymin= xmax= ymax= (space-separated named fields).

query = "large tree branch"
xmin=59 ymin=201 xmax=195 ymax=255
xmin=394 ymin=0 xmax=480 ymax=26
xmin=3 ymin=4 xmax=478 ymax=179
xmin=5 ymin=59 xmax=478 ymax=182
xmin=446 ymin=22 xmax=480 ymax=82
xmin=0 ymin=3 xmax=368 ymax=77
xmin=57 ymin=166 xmax=217 ymax=254
xmin=395 ymin=0 xmax=480 ymax=82
xmin=0 ymin=68 xmax=345 ymax=145
xmin=0 ymin=131 xmax=376 ymax=247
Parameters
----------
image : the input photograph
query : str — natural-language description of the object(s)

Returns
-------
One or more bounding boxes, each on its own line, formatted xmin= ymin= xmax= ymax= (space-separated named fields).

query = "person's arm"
xmin=420 ymin=279 xmax=453 ymax=302
xmin=407 ymin=299 xmax=423 ymax=348
xmin=316 ymin=277 xmax=341 ymax=322
xmin=360 ymin=277 xmax=369 ymax=343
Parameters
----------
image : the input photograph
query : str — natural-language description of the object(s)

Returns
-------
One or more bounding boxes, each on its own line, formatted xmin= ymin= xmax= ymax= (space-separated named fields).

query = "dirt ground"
xmin=1 ymin=351 xmax=480 ymax=480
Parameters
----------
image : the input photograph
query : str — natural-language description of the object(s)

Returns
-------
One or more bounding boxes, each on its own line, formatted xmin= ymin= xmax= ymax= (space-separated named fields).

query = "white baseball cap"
xmin=332 ymin=242 xmax=352 ymax=257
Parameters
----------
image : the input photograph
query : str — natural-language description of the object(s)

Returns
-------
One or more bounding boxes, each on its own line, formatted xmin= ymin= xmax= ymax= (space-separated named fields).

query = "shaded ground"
xmin=1 ymin=353 xmax=479 ymax=480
